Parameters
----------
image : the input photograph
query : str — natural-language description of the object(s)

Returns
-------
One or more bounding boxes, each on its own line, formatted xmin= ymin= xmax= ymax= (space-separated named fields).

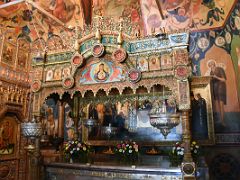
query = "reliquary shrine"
xmin=25 ymin=18 xmax=213 ymax=180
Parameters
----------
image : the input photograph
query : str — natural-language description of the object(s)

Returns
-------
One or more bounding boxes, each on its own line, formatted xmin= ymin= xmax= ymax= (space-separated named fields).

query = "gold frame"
xmin=190 ymin=76 xmax=215 ymax=145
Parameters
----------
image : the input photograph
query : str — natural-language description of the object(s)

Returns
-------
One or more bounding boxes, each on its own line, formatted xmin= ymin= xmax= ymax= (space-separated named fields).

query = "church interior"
xmin=0 ymin=0 xmax=240 ymax=180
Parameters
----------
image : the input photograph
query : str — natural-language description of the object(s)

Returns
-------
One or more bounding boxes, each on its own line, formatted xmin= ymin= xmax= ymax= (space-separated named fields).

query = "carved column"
xmin=182 ymin=110 xmax=193 ymax=162
xmin=181 ymin=105 xmax=196 ymax=180
xmin=58 ymin=101 xmax=64 ymax=137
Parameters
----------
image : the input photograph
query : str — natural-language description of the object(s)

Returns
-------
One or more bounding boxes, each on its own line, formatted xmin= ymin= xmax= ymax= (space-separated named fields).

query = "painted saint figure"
xmin=1 ymin=121 xmax=13 ymax=151
xmin=46 ymin=108 xmax=56 ymax=136
xmin=94 ymin=63 xmax=109 ymax=82
xmin=208 ymin=59 xmax=227 ymax=126
xmin=191 ymin=93 xmax=208 ymax=140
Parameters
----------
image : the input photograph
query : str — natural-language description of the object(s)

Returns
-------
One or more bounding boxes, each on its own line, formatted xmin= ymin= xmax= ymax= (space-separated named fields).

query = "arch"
xmin=108 ymin=88 xmax=120 ymax=96
xmin=62 ymin=91 xmax=72 ymax=103
xmin=84 ymin=90 xmax=94 ymax=98
xmin=150 ymin=84 xmax=164 ymax=93
xmin=136 ymin=86 xmax=148 ymax=94
xmin=96 ymin=89 xmax=107 ymax=97
xmin=0 ymin=105 xmax=25 ymax=122
xmin=45 ymin=92 xmax=60 ymax=101
xmin=72 ymin=91 xmax=82 ymax=98
xmin=122 ymin=87 xmax=134 ymax=95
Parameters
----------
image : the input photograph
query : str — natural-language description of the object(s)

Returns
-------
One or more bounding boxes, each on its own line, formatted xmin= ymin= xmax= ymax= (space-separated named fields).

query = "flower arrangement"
xmin=63 ymin=141 xmax=90 ymax=163
xmin=190 ymin=141 xmax=200 ymax=162
xmin=169 ymin=141 xmax=201 ymax=166
xmin=169 ymin=142 xmax=185 ymax=166
xmin=114 ymin=141 xmax=139 ymax=164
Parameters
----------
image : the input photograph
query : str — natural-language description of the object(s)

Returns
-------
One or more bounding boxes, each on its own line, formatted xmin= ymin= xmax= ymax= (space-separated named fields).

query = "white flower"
xmin=179 ymin=151 xmax=184 ymax=155
xmin=129 ymin=146 xmax=132 ymax=149
xmin=126 ymin=144 xmax=129 ymax=147
xmin=194 ymin=150 xmax=197 ymax=153
xmin=83 ymin=147 xmax=87 ymax=151
xmin=196 ymin=145 xmax=199 ymax=148
xmin=119 ymin=149 xmax=122 ymax=152
xmin=77 ymin=148 xmax=80 ymax=151
xmin=70 ymin=151 xmax=73 ymax=154
xmin=129 ymin=150 xmax=133 ymax=153
xmin=177 ymin=147 xmax=181 ymax=150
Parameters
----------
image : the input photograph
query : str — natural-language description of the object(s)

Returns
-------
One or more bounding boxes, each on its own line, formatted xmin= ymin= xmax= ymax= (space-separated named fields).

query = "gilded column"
xmin=182 ymin=110 xmax=192 ymax=162
xmin=181 ymin=110 xmax=196 ymax=180
xmin=58 ymin=101 xmax=64 ymax=137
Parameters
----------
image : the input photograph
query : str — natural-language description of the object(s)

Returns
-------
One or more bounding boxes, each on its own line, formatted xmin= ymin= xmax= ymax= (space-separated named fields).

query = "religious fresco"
xmin=137 ymin=56 xmax=149 ymax=72
xmin=160 ymin=53 xmax=172 ymax=69
xmin=0 ymin=0 xmax=87 ymax=47
xmin=62 ymin=66 xmax=71 ymax=79
xmin=1 ymin=41 xmax=16 ymax=66
xmin=42 ymin=98 xmax=59 ymax=137
xmin=79 ymin=59 xmax=124 ymax=85
xmin=93 ymin=0 xmax=141 ymax=22
xmin=17 ymin=38 xmax=30 ymax=70
xmin=64 ymin=103 xmax=75 ymax=141
xmin=189 ymin=1 xmax=240 ymax=138
xmin=0 ymin=117 xmax=17 ymax=155
xmin=140 ymin=0 xmax=236 ymax=34
xmin=149 ymin=55 xmax=161 ymax=71
xmin=45 ymin=69 xmax=54 ymax=81
xmin=53 ymin=67 xmax=62 ymax=81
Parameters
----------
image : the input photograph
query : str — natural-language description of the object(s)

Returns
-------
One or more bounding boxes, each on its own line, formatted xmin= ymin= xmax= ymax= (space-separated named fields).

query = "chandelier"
xmin=149 ymin=86 xmax=180 ymax=139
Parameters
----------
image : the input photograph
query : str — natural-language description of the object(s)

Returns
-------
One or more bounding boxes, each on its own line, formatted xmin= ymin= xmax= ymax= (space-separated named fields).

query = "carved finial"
xmin=117 ymin=19 xmax=123 ymax=47
xmin=74 ymin=39 xmax=79 ymax=51
xmin=151 ymin=27 xmax=155 ymax=36
xmin=94 ymin=15 xmax=102 ymax=43
xmin=95 ymin=27 xmax=101 ymax=42
xmin=117 ymin=31 xmax=123 ymax=47
xmin=73 ymin=26 xmax=79 ymax=51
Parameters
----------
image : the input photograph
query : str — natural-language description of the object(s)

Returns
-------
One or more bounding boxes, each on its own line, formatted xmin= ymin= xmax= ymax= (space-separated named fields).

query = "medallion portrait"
xmin=93 ymin=62 xmax=110 ymax=82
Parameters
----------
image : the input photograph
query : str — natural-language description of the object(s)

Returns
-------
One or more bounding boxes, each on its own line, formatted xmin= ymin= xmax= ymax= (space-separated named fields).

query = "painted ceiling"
xmin=0 ymin=0 xmax=237 ymax=44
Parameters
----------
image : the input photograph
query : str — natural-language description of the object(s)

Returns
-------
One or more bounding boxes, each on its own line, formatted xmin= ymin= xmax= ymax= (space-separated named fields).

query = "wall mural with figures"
xmin=41 ymin=98 xmax=59 ymax=137
xmin=140 ymin=0 xmax=236 ymax=34
xmin=189 ymin=1 xmax=240 ymax=143
xmin=0 ymin=0 xmax=238 ymax=144
xmin=0 ymin=1 xmax=240 ymax=180
xmin=79 ymin=57 xmax=125 ymax=84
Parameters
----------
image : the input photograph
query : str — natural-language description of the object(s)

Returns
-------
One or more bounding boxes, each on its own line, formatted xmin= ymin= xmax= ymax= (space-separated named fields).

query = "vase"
xmin=169 ymin=156 xmax=182 ymax=167
xmin=79 ymin=154 xmax=88 ymax=164
xmin=119 ymin=154 xmax=138 ymax=166
xmin=63 ymin=154 xmax=71 ymax=163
